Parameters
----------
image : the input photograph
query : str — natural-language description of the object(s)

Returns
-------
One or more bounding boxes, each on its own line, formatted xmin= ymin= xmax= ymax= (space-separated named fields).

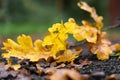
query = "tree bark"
xmin=110 ymin=0 xmax=120 ymax=25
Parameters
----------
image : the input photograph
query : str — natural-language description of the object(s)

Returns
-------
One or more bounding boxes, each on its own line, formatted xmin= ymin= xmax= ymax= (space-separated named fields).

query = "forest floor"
xmin=0 ymin=50 xmax=120 ymax=80
xmin=0 ymin=35 xmax=120 ymax=80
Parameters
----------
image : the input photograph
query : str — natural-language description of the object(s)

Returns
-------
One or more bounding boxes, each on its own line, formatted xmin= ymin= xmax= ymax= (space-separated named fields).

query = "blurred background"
xmin=0 ymin=0 xmax=119 ymax=42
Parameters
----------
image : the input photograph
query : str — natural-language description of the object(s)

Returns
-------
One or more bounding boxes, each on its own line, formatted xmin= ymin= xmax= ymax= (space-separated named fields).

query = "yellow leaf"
xmin=2 ymin=39 xmax=20 ymax=51
xmin=7 ymin=59 xmax=12 ymax=66
xmin=42 ymin=33 xmax=57 ymax=46
xmin=64 ymin=18 xmax=79 ymax=34
xmin=72 ymin=24 xmax=98 ymax=43
xmin=2 ymin=34 xmax=50 ymax=62
xmin=34 ymin=39 xmax=50 ymax=52
xmin=82 ymin=20 xmax=98 ymax=43
xmin=73 ymin=27 xmax=86 ymax=41
xmin=17 ymin=34 xmax=33 ymax=50
xmin=25 ymin=52 xmax=50 ymax=61
xmin=56 ymin=47 xmax=82 ymax=63
xmin=12 ymin=64 xmax=21 ymax=70
xmin=48 ymin=23 xmax=64 ymax=33
xmin=48 ymin=38 xmax=67 ymax=57
xmin=5 ymin=59 xmax=20 ymax=70
xmin=43 ymin=23 xmax=68 ymax=57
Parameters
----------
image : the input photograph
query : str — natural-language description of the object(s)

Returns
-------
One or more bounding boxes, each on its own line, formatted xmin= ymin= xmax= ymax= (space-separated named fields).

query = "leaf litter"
xmin=0 ymin=1 xmax=120 ymax=80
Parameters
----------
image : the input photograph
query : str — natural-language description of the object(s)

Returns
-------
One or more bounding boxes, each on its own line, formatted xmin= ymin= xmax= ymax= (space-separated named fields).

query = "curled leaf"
xmin=77 ymin=1 xmax=103 ymax=29
xmin=64 ymin=18 xmax=79 ymax=34
xmin=73 ymin=27 xmax=87 ymax=41
xmin=88 ymin=32 xmax=112 ymax=60
xmin=81 ymin=20 xmax=98 ymax=43
xmin=73 ymin=21 xmax=98 ymax=43
xmin=43 ymin=23 xmax=68 ymax=57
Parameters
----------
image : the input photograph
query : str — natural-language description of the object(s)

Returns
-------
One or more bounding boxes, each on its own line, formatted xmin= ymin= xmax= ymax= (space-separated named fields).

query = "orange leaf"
xmin=88 ymin=32 xmax=112 ymax=60
xmin=50 ymin=69 xmax=89 ymax=80
xmin=111 ymin=43 xmax=120 ymax=52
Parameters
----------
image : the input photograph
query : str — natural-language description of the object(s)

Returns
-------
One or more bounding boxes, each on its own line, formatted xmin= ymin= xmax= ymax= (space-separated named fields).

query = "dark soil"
xmin=0 ymin=53 xmax=120 ymax=80
xmin=78 ymin=55 xmax=120 ymax=75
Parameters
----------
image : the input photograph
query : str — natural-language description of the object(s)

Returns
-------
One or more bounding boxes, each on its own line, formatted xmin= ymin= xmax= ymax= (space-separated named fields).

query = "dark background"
xmin=0 ymin=0 xmax=119 ymax=40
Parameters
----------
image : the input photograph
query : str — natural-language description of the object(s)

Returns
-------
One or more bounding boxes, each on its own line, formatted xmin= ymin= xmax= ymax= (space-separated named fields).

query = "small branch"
xmin=104 ymin=23 xmax=120 ymax=31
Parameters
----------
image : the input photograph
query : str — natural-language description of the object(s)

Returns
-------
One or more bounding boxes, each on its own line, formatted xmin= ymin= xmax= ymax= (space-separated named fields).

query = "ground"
xmin=0 ymin=35 xmax=120 ymax=80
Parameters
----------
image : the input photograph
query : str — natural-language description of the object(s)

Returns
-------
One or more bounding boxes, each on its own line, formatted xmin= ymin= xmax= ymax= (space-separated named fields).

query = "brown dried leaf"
xmin=50 ymin=69 xmax=89 ymax=80
xmin=0 ymin=62 xmax=18 ymax=79
xmin=44 ymin=67 xmax=57 ymax=75
xmin=79 ymin=59 xmax=92 ymax=67
xmin=106 ymin=74 xmax=120 ymax=80
xmin=36 ymin=64 xmax=45 ymax=75
xmin=0 ymin=62 xmax=9 ymax=78
xmin=36 ymin=63 xmax=57 ymax=75
xmin=16 ymin=69 xmax=32 ymax=80
xmin=55 ymin=63 xmax=66 ymax=69
xmin=88 ymin=32 xmax=112 ymax=60
xmin=0 ymin=62 xmax=9 ymax=72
